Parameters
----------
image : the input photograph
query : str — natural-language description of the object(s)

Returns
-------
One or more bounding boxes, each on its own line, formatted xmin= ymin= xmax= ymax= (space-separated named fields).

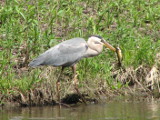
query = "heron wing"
xmin=29 ymin=38 xmax=88 ymax=67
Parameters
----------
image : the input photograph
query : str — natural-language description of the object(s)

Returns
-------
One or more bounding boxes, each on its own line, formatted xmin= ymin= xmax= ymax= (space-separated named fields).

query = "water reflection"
xmin=1 ymin=101 xmax=160 ymax=120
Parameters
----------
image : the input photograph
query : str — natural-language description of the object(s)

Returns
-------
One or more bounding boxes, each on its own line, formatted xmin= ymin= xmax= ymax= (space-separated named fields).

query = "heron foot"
xmin=74 ymin=87 xmax=87 ymax=104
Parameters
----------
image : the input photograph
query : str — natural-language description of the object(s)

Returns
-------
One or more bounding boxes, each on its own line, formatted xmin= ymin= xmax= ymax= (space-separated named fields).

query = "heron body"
xmin=29 ymin=36 xmax=104 ymax=68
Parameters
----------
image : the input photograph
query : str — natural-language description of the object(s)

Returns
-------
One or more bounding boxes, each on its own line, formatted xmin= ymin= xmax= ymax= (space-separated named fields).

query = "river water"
xmin=1 ymin=101 xmax=160 ymax=120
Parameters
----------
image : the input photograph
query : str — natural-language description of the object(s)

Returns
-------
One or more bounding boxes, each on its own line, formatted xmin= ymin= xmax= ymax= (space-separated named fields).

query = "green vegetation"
xmin=0 ymin=0 xmax=160 ymax=104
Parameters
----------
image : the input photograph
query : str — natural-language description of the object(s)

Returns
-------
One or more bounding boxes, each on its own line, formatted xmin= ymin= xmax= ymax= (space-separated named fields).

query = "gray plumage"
xmin=29 ymin=38 xmax=88 ymax=67
xmin=28 ymin=36 xmax=109 ymax=69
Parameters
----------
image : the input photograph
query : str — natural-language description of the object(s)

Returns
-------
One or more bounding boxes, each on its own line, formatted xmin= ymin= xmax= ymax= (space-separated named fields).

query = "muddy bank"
xmin=1 ymin=64 xmax=160 ymax=107
xmin=1 ymin=87 xmax=160 ymax=108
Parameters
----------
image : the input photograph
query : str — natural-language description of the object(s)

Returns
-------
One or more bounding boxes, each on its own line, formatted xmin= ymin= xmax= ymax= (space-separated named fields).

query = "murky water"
xmin=1 ymin=101 xmax=160 ymax=120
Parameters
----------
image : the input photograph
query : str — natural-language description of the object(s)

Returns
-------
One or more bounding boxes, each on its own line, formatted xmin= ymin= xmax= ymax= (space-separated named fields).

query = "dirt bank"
xmin=1 ymin=62 xmax=160 ymax=107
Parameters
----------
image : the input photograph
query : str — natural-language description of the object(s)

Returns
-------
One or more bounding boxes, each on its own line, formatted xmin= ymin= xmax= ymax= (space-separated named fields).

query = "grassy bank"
xmin=0 ymin=0 xmax=160 ymax=106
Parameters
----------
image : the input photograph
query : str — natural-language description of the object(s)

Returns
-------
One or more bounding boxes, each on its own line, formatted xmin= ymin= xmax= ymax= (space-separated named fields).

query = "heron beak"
xmin=101 ymin=39 xmax=116 ymax=52
xmin=102 ymin=39 xmax=123 ymax=66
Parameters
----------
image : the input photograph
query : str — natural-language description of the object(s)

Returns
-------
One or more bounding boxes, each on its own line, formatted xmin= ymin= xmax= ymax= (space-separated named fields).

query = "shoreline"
xmin=1 ymin=64 xmax=160 ymax=107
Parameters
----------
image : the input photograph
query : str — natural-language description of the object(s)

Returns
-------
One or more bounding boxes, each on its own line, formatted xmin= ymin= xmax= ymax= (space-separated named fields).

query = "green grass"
xmin=0 ymin=0 xmax=160 ymax=98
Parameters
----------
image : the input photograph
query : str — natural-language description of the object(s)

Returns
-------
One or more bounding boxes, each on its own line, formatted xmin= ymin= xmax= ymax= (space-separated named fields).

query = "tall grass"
xmin=0 ymin=0 xmax=159 ymax=96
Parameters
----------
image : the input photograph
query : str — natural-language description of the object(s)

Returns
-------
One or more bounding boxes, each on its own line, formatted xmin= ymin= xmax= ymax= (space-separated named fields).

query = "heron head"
xmin=89 ymin=35 xmax=123 ymax=66
xmin=88 ymin=35 xmax=103 ymax=44
xmin=87 ymin=35 xmax=104 ymax=54
xmin=88 ymin=35 xmax=116 ymax=51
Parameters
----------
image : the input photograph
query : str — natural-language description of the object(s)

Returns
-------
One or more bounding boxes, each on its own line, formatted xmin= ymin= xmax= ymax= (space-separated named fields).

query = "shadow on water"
xmin=1 ymin=101 xmax=160 ymax=120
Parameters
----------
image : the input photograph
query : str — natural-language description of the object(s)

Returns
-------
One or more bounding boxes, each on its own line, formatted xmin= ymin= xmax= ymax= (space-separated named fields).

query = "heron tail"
xmin=28 ymin=56 xmax=44 ymax=67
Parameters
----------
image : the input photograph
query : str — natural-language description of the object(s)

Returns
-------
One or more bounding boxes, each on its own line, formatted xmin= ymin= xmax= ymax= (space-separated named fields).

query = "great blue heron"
xmin=29 ymin=35 xmax=122 ymax=104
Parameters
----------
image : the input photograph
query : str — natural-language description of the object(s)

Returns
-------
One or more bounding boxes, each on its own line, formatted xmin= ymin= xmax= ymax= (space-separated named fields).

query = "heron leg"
xmin=72 ymin=65 xmax=87 ymax=104
xmin=56 ymin=67 xmax=64 ymax=103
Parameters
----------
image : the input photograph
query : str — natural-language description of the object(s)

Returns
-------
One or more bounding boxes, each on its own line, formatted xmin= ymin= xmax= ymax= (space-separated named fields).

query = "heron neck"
xmin=86 ymin=40 xmax=103 ymax=57
xmin=83 ymin=47 xmax=100 ymax=58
